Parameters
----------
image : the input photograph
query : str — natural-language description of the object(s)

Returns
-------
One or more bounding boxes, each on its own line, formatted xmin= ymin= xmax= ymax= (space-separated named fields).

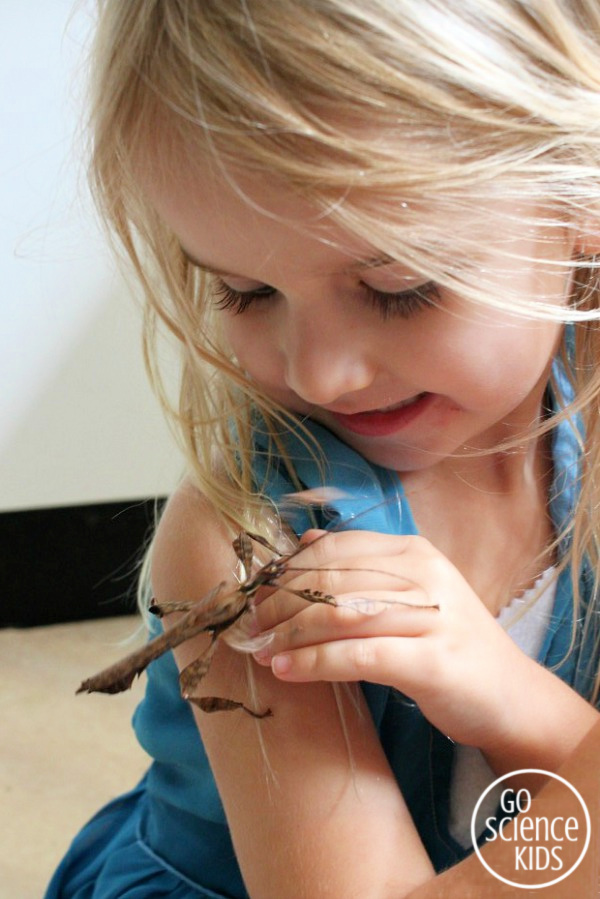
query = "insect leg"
xmin=232 ymin=531 xmax=254 ymax=580
xmin=244 ymin=530 xmax=286 ymax=557
xmin=189 ymin=696 xmax=272 ymax=719
xmin=149 ymin=598 xmax=198 ymax=617
xmin=180 ymin=634 xmax=272 ymax=719
xmin=179 ymin=637 xmax=218 ymax=698
xmin=283 ymin=587 xmax=338 ymax=606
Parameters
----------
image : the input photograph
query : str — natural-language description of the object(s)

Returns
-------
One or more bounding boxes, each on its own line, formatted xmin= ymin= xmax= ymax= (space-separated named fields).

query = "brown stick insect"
xmin=77 ymin=499 xmax=439 ymax=718
xmin=77 ymin=528 xmax=344 ymax=718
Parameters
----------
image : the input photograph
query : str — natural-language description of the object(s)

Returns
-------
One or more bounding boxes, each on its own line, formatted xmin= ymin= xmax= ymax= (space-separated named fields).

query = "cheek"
xmin=222 ymin=316 xmax=280 ymax=383
xmin=221 ymin=316 xmax=246 ymax=361
xmin=430 ymin=319 xmax=560 ymax=405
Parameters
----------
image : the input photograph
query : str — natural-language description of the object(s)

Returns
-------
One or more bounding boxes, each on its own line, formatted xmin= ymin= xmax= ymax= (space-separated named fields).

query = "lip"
xmin=327 ymin=393 xmax=435 ymax=437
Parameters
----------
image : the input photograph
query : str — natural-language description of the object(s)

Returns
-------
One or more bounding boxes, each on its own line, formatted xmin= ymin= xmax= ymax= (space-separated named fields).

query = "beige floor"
xmin=1 ymin=616 xmax=150 ymax=899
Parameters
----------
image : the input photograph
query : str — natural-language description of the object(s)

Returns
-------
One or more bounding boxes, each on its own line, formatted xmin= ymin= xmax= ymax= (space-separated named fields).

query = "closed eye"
xmin=212 ymin=280 xmax=277 ymax=315
xmin=361 ymin=281 xmax=441 ymax=320
xmin=211 ymin=277 xmax=441 ymax=319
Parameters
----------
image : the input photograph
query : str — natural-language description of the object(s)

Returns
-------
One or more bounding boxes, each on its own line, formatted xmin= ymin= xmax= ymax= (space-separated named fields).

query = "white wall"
xmin=1 ymin=1 xmax=181 ymax=511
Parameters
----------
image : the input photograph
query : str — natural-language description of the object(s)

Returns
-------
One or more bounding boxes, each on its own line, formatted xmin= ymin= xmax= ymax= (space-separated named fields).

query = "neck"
xmin=403 ymin=426 xmax=554 ymax=614
xmin=447 ymin=434 xmax=547 ymax=496
xmin=439 ymin=379 xmax=552 ymax=496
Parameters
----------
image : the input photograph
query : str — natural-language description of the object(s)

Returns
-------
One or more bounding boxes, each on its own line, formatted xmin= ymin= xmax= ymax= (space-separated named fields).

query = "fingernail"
xmin=243 ymin=611 xmax=260 ymax=636
xmin=272 ymin=654 xmax=292 ymax=675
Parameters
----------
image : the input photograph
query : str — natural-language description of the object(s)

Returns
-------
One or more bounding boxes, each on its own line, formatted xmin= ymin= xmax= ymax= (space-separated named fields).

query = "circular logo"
xmin=470 ymin=769 xmax=591 ymax=889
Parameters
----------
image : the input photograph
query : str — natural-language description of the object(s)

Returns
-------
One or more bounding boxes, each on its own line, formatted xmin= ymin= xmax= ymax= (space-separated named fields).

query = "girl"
xmin=47 ymin=1 xmax=600 ymax=895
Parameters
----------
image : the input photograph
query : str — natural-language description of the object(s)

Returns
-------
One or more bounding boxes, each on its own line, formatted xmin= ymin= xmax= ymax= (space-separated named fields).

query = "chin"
xmin=339 ymin=435 xmax=448 ymax=474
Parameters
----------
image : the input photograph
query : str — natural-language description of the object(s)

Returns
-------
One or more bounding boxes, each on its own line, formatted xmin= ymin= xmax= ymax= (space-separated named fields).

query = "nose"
xmin=281 ymin=306 xmax=376 ymax=406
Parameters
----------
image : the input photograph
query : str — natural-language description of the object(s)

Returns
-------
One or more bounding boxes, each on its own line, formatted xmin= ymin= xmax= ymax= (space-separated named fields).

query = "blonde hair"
xmin=89 ymin=0 xmax=600 ymax=694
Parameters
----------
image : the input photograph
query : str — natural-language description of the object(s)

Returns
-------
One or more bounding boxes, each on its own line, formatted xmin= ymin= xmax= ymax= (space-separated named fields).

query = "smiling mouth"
xmin=327 ymin=393 xmax=433 ymax=437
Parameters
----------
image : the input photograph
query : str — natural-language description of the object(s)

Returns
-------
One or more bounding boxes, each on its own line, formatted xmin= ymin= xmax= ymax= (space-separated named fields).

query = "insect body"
xmin=77 ymin=531 xmax=338 ymax=717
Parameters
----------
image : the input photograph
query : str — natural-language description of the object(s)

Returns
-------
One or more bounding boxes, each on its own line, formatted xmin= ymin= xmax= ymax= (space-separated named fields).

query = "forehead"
xmin=141 ymin=142 xmax=554 ymax=283
xmin=143 ymin=156 xmax=390 ymax=278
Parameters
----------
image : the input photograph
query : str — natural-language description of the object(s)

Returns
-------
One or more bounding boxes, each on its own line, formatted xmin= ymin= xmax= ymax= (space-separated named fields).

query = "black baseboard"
xmin=0 ymin=498 xmax=164 ymax=627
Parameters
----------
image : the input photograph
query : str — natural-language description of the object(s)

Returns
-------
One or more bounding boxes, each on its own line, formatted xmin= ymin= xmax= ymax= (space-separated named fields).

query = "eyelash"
xmin=213 ymin=281 xmax=276 ymax=315
xmin=363 ymin=281 xmax=440 ymax=320
xmin=212 ymin=279 xmax=440 ymax=319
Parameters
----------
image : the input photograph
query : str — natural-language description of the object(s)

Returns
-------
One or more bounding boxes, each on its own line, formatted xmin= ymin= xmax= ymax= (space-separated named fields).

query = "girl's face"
xmin=145 ymin=161 xmax=573 ymax=473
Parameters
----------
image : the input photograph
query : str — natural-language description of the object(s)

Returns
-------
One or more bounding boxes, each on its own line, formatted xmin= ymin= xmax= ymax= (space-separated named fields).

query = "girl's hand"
xmin=252 ymin=530 xmax=599 ymax=767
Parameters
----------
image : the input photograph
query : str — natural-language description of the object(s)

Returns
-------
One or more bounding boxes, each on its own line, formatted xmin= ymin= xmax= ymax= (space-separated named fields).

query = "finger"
xmin=253 ymin=574 xmax=416 ymax=634
xmin=299 ymin=528 xmax=327 ymax=544
xmin=253 ymin=533 xmax=434 ymax=610
xmin=253 ymin=592 xmax=438 ymax=663
xmin=267 ymin=636 xmax=430 ymax=691
xmin=253 ymin=553 xmax=423 ymax=634
xmin=292 ymin=529 xmax=420 ymax=573
xmin=251 ymin=584 xmax=317 ymax=633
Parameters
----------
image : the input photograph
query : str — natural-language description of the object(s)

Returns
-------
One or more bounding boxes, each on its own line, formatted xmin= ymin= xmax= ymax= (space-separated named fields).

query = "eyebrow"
xmin=180 ymin=246 xmax=233 ymax=277
xmin=179 ymin=244 xmax=398 ymax=278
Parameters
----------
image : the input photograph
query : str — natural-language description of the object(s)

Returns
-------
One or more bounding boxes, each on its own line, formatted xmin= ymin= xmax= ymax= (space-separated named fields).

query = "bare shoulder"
xmin=151 ymin=479 xmax=237 ymax=601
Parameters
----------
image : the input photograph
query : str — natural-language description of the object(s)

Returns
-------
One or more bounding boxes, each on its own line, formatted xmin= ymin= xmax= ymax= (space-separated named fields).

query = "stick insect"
xmin=77 ymin=500 xmax=439 ymax=718
xmin=77 ymin=529 xmax=344 ymax=718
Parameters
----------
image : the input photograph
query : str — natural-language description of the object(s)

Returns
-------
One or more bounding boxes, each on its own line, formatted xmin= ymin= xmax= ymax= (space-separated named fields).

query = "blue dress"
xmin=45 ymin=360 xmax=599 ymax=897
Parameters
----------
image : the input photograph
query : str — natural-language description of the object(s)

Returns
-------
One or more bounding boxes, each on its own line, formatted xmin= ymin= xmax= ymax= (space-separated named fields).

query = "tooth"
xmin=378 ymin=395 xmax=418 ymax=412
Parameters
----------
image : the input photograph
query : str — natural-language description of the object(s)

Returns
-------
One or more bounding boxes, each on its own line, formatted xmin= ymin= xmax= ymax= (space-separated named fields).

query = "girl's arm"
xmin=151 ymin=483 xmax=434 ymax=899
xmin=406 ymin=717 xmax=600 ymax=896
